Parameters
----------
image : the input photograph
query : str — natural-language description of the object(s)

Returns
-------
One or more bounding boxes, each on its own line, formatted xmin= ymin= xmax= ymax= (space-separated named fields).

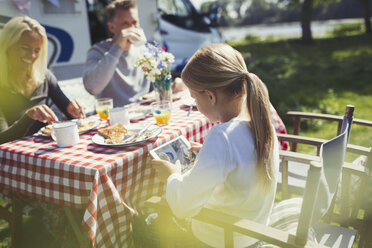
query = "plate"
xmin=140 ymin=91 xmax=156 ymax=103
xmin=77 ymin=120 xmax=101 ymax=133
xmin=37 ymin=120 xmax=100 ymax=137
xmin=92 ymin=124 xmax=162 ymax=147
xmin=129 ymin=108 xmax=152 ymax=121
xmin=140 ymin=91 xmax=182 ymax=103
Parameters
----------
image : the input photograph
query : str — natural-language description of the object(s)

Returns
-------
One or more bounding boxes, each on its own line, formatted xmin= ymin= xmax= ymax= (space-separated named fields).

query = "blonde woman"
xmin=151 ymin=44 xmax=279 ymax=247
xmin=0 ymin=16 xmax=85 ymax=144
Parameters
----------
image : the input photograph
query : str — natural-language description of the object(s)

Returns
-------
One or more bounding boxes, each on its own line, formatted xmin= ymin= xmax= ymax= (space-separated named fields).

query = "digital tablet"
xmin=149 ymin=136 xmax=196 ymax=173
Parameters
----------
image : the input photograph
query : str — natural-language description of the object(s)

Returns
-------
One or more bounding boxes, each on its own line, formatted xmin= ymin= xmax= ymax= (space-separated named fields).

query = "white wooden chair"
xmin=277 ymin=106 xmax=372 ymax=198
xmin=145 ymin=106 xmax=356 ymax=248
xmin=276 ymin=106 xmax=372 ymax=247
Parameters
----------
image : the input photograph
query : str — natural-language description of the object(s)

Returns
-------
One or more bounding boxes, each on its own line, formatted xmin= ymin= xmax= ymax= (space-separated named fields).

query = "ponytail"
xmin=181 ymin=44 xmax=275 ymax=192
xmin=245 ymin=73 xmax=274 ymax=192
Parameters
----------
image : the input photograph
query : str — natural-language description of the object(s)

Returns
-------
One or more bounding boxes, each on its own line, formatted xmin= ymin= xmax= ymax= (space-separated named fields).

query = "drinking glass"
xmin=151 ymin=101 xmax=171 ymax=125
xmin=96 ymin=98 xmax=113 ymax=120
xmin=109 ymin=106 xmax=130 ymax=126
xmin=128 ymin=28 xmax=147 ymax=46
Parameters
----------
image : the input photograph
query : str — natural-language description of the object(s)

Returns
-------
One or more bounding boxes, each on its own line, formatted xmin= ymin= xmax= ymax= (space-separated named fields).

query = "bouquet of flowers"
xmin=136 ymin=42 xmax=175 ymax=101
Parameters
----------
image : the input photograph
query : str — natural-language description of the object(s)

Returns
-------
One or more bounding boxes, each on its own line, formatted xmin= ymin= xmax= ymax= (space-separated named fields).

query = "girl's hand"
xmin=151 ymin=159 xmax=181 ymax=183
xmin=189 ymin=141 xmax=202 ymax=153
xmin=26 ymin=104 xmax=59 ymax=124
xmin=67 ymin=99 xmax=86 ymax=119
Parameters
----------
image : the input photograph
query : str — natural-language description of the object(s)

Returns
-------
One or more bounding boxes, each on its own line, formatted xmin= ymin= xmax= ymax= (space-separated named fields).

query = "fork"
xmin=123 ymin=123 xmax=152 ymax=143
xmin=187 ymin=100 xmax=195 ymax=117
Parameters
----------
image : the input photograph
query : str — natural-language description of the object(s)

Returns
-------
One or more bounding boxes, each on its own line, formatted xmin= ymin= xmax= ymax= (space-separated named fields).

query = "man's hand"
xmin=26 ymin=104 xmax=59 ymax=124
xmin=114 ymin=27 xmax=143 ymax=51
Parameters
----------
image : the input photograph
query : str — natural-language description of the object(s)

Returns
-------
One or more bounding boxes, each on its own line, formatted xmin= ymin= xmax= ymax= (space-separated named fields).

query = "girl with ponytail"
xmin=151 ymin=44 xmax=279 ymax=247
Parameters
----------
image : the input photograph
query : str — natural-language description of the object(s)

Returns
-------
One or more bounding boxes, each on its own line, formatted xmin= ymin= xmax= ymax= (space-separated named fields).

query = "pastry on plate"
xmin=98 ymin=123 xmax=128 ymax=144
xmin=141 ymin=91 xmax=155 ymax=100
xmin=41 ymin=120 xmax=96 ymax=135
xmin=41 ymin=125 xmax=52 ymax=135
xmin=77 ymin=121 xmax=96 ymax=132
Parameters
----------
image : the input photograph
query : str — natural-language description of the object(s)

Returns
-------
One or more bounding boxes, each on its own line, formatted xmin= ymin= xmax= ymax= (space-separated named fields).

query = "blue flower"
xmin=163 ymin=76 xmax=171 ymax=82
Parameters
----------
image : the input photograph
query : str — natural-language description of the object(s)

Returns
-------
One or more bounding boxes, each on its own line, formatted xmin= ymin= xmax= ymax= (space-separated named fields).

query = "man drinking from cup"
xmin=83 ymin=0 xmax=150 ymax=107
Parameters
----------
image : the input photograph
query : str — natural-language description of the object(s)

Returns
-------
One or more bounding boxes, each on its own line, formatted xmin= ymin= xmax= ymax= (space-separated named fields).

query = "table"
xmin=0 ymin=100 xmax=212 ymax=248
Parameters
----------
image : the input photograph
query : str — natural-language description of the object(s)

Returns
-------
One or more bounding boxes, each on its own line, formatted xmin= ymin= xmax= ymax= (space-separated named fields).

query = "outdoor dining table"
xmin=0 ymin=99 xmax=212 ymax=248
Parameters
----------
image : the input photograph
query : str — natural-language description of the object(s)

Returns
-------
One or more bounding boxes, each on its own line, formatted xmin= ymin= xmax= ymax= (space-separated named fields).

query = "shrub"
xmin=328 ymin=22 xmax=364 ymax=37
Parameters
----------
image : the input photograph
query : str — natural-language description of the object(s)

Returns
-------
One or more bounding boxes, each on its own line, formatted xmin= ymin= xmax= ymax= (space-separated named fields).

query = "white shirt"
xmin=166 ymin=118 xmax=279 ymax=247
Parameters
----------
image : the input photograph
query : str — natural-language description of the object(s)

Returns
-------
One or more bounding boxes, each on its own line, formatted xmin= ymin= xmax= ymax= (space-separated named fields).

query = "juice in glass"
xmin=96 ymin=106 xmax=110 ymax=120
xmin=96 ymin=98 xmax=113 ymax=120
xmin=153 ymin=109 xmax=171 ymax=125
xmin=151 ymin=101 xmax=171 ymax=125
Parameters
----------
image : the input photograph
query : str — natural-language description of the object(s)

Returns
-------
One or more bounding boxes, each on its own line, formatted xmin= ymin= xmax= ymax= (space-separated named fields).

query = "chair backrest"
xmin=286 ymin=106 xmax=371 ymax=158
xmin=295 ymin=105 xmax=354 ymax=245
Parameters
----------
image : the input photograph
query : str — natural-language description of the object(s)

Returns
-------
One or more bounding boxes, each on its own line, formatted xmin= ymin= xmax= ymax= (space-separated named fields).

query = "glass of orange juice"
xmin=96 ymin=98 xmax=113 ymax=120
xmin=151 ymin=101 xmax=171 ymax=125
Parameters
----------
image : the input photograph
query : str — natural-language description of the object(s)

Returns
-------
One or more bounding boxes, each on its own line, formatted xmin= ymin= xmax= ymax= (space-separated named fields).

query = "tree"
xmin=358 ymin=0 xmax=372 ymax=33
xmin=279 ymin=0 xmax=340 ymax=43
xmin=301 ymin=0 xmax=314 ymax=43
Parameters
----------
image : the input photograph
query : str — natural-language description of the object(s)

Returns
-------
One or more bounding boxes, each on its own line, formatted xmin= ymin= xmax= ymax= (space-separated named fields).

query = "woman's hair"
xmin=106 ymin=0 xmax=137 ymax=22
xmin=181 ymin=43 xmax=275 ymax=191
xmin=0 ymin=16 xmax=48 ymax=91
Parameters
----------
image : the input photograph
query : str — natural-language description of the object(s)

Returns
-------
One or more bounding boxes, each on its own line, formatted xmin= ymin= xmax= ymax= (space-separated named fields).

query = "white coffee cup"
xmin=51 ymin=121 xmax=79 ymax=147
xmin=129 ymin=28 xmax=147 ymax=47
xmin=109 ymin=106 xmax=130 ymax=126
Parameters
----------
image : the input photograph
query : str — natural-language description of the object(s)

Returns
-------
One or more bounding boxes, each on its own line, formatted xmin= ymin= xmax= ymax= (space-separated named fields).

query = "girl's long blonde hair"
xmin=0 ymin=16 xmax=48 ymax=93
xmin=181 ymin=43 xmax=275 ymax=191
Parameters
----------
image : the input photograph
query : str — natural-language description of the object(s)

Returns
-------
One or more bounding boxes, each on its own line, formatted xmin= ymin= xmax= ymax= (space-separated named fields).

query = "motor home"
xmin=0 ymin=0 xmax=222 ymax=80
xmin=138 ymin=0 xmax=222 ymax=74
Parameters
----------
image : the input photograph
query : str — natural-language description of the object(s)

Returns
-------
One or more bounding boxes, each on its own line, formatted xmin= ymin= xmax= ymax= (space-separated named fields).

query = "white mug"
xmin=129 ymin=28 xmax=147 ymax=47
xmin=51 ymin=121 xmax=79 ymax=147
xmin=109 ymin=106 xmax=130 ymax=126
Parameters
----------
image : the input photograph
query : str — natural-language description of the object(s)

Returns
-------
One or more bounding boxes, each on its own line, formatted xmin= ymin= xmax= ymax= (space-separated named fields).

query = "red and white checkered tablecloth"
xmin=0 ymin=100 xmax=212 ymax=248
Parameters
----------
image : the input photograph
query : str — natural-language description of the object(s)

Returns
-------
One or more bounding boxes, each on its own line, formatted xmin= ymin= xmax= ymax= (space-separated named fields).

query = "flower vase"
xmin=153 ymin=78 xmax=172 ymax=102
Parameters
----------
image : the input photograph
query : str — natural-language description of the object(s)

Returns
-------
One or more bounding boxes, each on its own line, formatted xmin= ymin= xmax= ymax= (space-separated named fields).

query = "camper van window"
xmin=158 ymin=0 xmax=190 ymax=17
xmin=174 ymin=0 xmax=189 ymax=17
xmin=158 ymin=0 xmax=175 ymax=14
xmin=43 ymin=0 xmax=79 ymax=14
xmin=158 ymin=0 xmax=210 ymax=32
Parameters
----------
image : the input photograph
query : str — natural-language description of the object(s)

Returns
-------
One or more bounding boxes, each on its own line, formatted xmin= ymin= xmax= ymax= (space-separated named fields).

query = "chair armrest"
xmin=278 ymin=134 xmax=371 ymax=164
xmin=277 ymin=134 xmax=326 ymax=148
xmin=287 ymin=111 xmax=372 ymax=126
xmin=145 ymin=196 xmax=326 ymax=248
xmin=346 ymin=145 xmax=371 ymax=157
xmin=342 ymin=162 xmax=369 ymax=177
xmin=279 ymin=149 xmax=368 ymax=177
xmin=287 ymin=111 xmax=343 ymax=122
xmin=279 ymin=150 xmax=320 ymax=164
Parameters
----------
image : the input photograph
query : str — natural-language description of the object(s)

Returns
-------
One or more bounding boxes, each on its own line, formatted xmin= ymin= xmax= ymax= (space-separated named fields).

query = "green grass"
xmin=0 ymin=215 xmax=58 ymax=248
xmin=230 ymin=26 xmax=372 ymax=158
